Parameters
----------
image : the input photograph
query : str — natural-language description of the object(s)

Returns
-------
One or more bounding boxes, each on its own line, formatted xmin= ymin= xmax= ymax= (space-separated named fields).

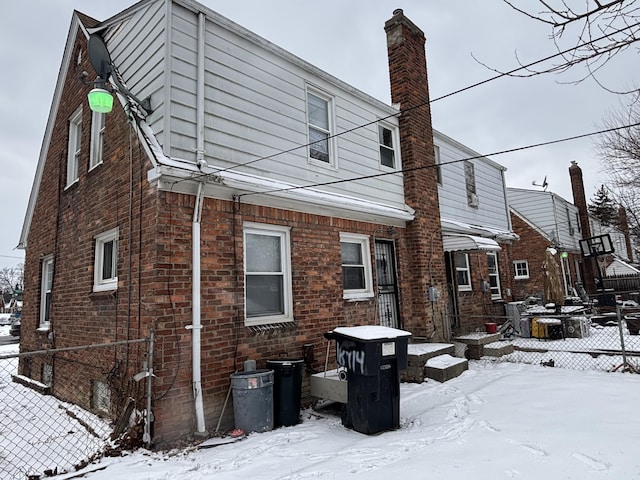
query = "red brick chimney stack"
xmin=569 ymin=161 xmax=596 ymax=292
xmin=385 ymin=10 xmax=447 ymax=339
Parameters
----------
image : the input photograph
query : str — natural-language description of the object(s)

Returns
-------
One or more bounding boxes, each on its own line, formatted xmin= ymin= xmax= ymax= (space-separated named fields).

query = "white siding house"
xmin=93 ymin=0 xmax=409 ymax=225
xmin=435 ymin=130 xmax=516 ymax=245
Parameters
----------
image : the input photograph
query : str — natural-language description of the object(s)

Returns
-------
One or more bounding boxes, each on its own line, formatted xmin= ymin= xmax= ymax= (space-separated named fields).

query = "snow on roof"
xmin=331 ymin=325 xmax=411 ymax=340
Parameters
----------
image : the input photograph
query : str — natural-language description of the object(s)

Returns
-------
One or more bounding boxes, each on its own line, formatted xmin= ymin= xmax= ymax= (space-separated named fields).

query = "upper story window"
xmin=67 ymin=107 xmax=82 ymax=187
xmin=306 ymin=88 xmax=334 ymax=166
xmin=487 ymin=252 xmax=502 ymax=300
xmin=455 ymin=252 xmax=472 ymax=291
xmin=378 ymin=124 xmax=396 ymax=168
xmin=566 ymin=207 xmax=575 ymax=235
xmin=513 ymin=260 xmax=530 ymax=279
xmin=464 ymin=161 xmax=478 ymax=208
xmin=90 ymin=111 xmax=106 ymax=170
xmin=244 ymin=223 xmax=293 ymax=325
xmin=40 ymin=256 xmax=54 ymax=328
xmin=94 ymin=228 xmax=118 ymax=292
xmin=434 ymin=145 xmax=442 ymax=185
xmin=340 ymin=233 xmax=374 ymax=299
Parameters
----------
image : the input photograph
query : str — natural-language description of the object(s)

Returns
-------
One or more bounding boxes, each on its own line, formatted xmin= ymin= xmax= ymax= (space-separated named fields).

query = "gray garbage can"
xmin=230 ymin=369 xmax=274 ymax=433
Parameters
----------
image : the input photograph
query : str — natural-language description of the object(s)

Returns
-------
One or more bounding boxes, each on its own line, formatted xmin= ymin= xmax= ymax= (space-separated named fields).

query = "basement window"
xmin=92 ymin=380 xmax=111 ymax=414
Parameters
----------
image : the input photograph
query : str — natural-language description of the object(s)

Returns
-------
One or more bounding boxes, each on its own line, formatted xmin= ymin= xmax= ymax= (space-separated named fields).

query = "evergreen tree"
xmin=588 ymin=185 xmax=618 ymax=226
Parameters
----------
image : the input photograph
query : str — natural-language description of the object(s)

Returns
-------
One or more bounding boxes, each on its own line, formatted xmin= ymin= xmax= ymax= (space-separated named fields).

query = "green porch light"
xmin=561 ymin=251 xmax=569 ymax=258
xmin=87 ymin=88 xmax=114 ymax=113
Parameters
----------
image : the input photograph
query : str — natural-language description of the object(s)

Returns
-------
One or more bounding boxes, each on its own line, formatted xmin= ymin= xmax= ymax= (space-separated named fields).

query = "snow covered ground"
xmin=61 ymin=360 xmax=640 ymax=479
xmin=4 ymin=325 xmax=640 ymax=479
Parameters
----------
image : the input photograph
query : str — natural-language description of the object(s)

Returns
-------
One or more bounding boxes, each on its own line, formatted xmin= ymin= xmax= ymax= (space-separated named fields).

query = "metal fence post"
xmin=616 ymin=305 xmax=629 ymax=370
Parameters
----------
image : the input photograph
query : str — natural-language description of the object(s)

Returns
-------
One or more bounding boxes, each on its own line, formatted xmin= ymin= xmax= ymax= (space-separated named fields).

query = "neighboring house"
xmin=17 ymin=3 xmax=451 ymax=445
xmin=434 ymin=131 xmax=518 ymax=334
xmin=507 ymin=188 xmax=584 ymax=300
xmin=507 ymin=161 xmax=633 ymax=301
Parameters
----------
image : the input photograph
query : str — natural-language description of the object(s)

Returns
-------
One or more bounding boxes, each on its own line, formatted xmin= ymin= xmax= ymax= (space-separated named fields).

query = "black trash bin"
xmin=324 ymin=326 xmax=411 ymax=435
xmin=266 ymin=359 xmax=304 ymax=427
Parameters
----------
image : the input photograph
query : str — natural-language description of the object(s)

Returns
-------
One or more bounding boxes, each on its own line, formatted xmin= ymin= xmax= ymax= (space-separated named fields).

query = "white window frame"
xmin=89 ymin=110 xmax=106 ymax=170
xmin=340 ymin=233 xmax=374 ymax=300
xmin=243 ymin=223 xmax=293 ymax=326
xmin=67 ymin=107 xmax=82 ymax=187
xmin=455 ymin=252 xmax=472 ymax=291
xmin=40 ymin=255 xmax=54 ymax=329
xmin=93 ymin=227 xmax=118 ymax=292
xmin=487 ymin=252 xmax=502 ymax=300
xmin=513 ymin=260 xmax=530 ymax=280
xmin=306 ymin=86 xmax=336 ymax=168
xmin=378 ymin=123 xmax=398 ymax=169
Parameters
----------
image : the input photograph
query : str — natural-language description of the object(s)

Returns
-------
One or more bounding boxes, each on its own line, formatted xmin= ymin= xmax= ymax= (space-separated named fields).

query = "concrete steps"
xmin=403 ymin=343 xmax=468 ymax=383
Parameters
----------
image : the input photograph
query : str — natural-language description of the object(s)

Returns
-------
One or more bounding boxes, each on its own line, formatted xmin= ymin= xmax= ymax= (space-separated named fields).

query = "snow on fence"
xmin=0 ymin=337 xmax=151 ymax=480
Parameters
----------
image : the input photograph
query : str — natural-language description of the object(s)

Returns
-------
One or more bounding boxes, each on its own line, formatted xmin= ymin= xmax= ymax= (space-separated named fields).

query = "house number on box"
xmin=382 ymin=342 xmax=395 ymax=356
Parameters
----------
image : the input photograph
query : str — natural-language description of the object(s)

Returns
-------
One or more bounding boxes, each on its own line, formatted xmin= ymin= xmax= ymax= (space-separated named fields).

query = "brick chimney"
xmin=569 ymin=161 xmax=596 ymax=292
xmin=385 ymin=10 xmax=447 ymax=339
xmin=618 ymin=206 xmax=634 ymax=263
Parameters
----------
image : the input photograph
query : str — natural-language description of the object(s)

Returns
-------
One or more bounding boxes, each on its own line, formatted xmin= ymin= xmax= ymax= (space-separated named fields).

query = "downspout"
xmin=191 ymin=182 xmax=206 ymax=434
xmin=190 ymin=11 xmax=207 ymax=436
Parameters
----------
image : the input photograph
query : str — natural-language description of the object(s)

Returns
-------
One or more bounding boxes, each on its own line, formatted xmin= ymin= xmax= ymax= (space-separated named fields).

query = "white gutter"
xmin=190 ymin=11 xmax=207 ymax=436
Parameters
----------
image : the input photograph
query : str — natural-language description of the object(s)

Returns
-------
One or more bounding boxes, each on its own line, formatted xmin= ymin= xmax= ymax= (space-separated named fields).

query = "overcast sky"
xmin=0 ymin=1 xmax=634 ymax=270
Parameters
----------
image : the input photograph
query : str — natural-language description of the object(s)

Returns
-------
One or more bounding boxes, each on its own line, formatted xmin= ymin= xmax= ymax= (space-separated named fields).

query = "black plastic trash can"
xmin=266 ymin=359 xmax=304 ymax=427
xmin=230 ymin=369 xmax=274 ymax=433
xmin=324 ymin=326 xmax=411 ymax=435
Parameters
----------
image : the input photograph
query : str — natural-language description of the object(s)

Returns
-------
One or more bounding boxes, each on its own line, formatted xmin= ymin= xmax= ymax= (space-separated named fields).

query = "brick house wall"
xmin=449 ymin=249 xmax=515 ymax=334
xmin=21 ymin=16 xmax=437 ymax=445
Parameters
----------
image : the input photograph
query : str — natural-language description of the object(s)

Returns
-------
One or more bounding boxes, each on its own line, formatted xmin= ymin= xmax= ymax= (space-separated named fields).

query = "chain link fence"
xmin=0 ymin=337 xmax=151 ymax=480
xmin=486 ymin=303 xmax=640 ymax=372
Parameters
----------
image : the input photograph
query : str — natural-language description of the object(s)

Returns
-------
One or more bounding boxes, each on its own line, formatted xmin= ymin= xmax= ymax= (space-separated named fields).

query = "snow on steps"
xmin=403 ymin=343 xmax=468 ymax=383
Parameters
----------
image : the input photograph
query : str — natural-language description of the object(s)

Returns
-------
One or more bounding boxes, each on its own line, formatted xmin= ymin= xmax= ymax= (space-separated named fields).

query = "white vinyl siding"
xmin=340 ymin=233 xmax=374 ymax=299
xmin=244 ymin=223 xmax=293 ymax=325
xmin=140 ymin=3 xmax=404 ymax=209
xmin=67 ymin=107 xmax=82 ymax=187
xmin=94 ymin=228 xmax=118 ymax=292
xmin=436 ymin=131 xmax=511 ymax=234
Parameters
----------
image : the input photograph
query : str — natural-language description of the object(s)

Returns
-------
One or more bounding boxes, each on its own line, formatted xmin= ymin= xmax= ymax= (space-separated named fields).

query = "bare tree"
xmin=0 ymin=265 xmax=23 ymax=296
xmin=598 ymin=100 xmax=640 ymax=189
xmin=499 ymin=0 xmax=640 ymax=92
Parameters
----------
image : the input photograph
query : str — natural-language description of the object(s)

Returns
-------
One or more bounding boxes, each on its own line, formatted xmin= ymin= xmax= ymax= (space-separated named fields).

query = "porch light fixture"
xmin=561 ymin=252 xmax=569 ymax=259
xmin=82 ymin=34 xmax=152 ymax=116
xmin=87 ymin=87 xmax=114 ymax=113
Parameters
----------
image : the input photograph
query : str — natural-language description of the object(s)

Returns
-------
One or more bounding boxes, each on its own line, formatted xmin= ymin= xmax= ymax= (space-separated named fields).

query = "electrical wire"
xmin=169 ymin=21 xmax=640 ymax=186
xmin=236 ymin=121 xmax=640 ymax=199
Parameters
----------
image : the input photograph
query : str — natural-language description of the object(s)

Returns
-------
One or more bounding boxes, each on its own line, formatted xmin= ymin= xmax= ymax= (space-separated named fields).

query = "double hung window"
xmin=340 ymin=233 xmax=374 ymax=299
xmin=244 ymin=224 xmax=293 ymax=325
xmin=307 ymin=89 xmax=334 ymax=165
xmin=67 ymin=107 xmax=82 ymax=187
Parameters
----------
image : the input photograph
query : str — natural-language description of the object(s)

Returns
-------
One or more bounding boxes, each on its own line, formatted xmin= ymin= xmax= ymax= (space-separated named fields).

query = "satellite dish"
xmin=88 ymin=34 xmax=113 ymax=79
